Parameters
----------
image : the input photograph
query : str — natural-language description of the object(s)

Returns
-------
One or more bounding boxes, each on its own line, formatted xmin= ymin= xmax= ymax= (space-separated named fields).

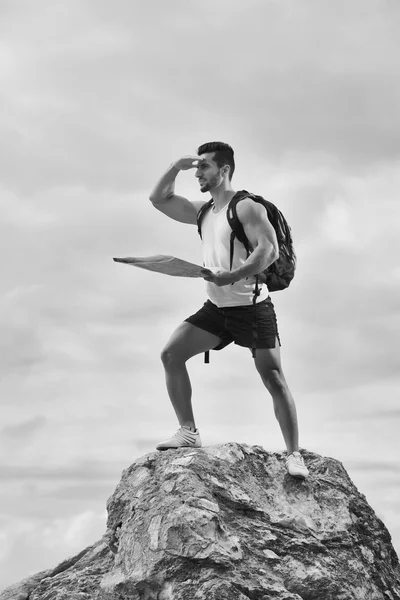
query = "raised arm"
xmin=149 ymin=156 xmax=206 ymax=225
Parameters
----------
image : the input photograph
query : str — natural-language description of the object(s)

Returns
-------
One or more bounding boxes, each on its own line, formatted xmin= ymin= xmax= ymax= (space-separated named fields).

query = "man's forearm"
xmin=231 ymin=244 xmax=278 ymax=281
xmin=149 ymin=164 xmax=180 ymax=204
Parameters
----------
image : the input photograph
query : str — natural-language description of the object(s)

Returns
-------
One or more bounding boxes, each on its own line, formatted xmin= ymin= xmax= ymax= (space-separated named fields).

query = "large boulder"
xmin=2 ymin=443 xmax=399 ymax=599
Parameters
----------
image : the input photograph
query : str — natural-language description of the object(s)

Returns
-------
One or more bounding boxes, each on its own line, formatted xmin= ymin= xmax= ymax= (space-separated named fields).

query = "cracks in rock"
xmin=182 ymin=554 xmax=232 ymax=571
xmin=312 ymin=476 xmax=351 ymax=496
xmin=284 ymin=538 xmax=329 ymax=556
xmin=232 ymin=580 xmax=296 ymax=600
xmin=210 ymin=488 xmax=265 ymax=521
xmin=160 ymin=553 xmax=232 ymax=582
xmin=320 ymin=535 xmax=354 ymax=549
xmin=108 ymin=521 xmax=123 ymax=554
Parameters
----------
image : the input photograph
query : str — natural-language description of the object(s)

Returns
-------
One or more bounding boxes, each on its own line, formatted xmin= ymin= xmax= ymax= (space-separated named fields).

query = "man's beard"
xmin=199 ymin=174 xmax=222 ymax=193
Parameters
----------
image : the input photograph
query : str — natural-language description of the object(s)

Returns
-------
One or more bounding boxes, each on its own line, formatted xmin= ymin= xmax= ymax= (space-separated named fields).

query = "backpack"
xmin=197 ymin=190 xmax=296 ymax=292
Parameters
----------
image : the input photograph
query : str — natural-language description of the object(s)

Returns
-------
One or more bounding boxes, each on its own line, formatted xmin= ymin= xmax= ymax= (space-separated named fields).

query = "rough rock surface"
xmin=1 ymin=443 xmax=400 ymax=600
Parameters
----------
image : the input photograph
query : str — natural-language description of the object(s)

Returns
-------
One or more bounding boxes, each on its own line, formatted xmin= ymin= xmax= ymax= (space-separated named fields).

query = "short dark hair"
xmin=197 ymin=141 xmax=235 ymax=180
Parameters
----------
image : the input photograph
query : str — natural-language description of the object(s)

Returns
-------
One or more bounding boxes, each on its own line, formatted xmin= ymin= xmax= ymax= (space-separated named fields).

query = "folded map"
xmin=113 ymin=255 xmax=204 ymax=278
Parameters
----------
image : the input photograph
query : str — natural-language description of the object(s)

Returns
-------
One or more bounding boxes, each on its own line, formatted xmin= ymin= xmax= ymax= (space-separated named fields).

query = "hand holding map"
xmin=113 ymin=255 xmax=204 ymax=278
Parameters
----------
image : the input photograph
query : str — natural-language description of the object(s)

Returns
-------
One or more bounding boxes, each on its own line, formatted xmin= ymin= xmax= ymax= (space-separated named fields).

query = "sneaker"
xmin=286 ymin=451 xmax=309 ymax=479
xmin=156 ymin=426 xmax=202 ymax=451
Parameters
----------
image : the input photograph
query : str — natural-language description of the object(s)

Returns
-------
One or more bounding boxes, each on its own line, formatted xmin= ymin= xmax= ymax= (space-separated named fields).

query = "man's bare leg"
xmin=253 ymin=339 xmax=299 ymax=455
xmin=161 ymin=322 xmax=222 ymax=430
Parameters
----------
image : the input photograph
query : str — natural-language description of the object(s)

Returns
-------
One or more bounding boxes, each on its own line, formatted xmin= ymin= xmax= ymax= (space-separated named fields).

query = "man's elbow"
xmin=149 ymin=193 xmax=164 ymax=206
xmin=149 ymin=191 xmax=172 ymax=206
xmin=259 ymin=243 xmax=279 ymax=270
xmin=272 ymin=245 xmax=279 ymax=261
xmin=264 ymin=242 xmax=279 ymax=262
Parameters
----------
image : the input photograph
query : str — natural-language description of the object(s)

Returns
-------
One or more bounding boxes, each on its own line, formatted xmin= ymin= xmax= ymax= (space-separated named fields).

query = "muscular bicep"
xmin=153 ymin=195 xmax=206 ymax=225
xmin=236 ymin=200 xmax=278 ymax=252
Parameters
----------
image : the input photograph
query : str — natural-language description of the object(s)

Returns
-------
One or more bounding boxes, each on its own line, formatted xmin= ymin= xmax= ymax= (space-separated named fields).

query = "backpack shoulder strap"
xmin=226 ymin=190 xmax=257 ymax=269
xmin=197 ymin=198 xmax=213 ymax=368
xmin=197 ymin=199 xmax=214 ymax=238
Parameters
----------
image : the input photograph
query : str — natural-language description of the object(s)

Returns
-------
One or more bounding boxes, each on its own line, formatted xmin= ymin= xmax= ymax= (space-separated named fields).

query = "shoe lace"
xmin=286 ymin=452 xmax=304 ymax=466
xmin=173 ymin=427 xmax=195 ymax=442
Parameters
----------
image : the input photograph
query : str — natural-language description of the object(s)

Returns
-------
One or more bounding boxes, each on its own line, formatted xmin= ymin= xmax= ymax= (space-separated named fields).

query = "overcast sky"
xmin=1 ymin=0 xmax=400 ymax=590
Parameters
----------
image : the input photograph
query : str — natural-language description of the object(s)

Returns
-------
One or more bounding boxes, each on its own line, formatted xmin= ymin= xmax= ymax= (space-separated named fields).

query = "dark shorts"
xmin=184 ymin=297 xmax=281 ymax=351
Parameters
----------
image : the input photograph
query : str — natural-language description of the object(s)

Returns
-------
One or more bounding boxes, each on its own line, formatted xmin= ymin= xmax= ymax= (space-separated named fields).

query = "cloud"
xmin=42 ymin=510 xmax=107 ymax=549
xmin=347 ymin=461 xmax=400 ymax=476
xmin=1 ymin=417 xmax=47 ymax=441
xmin=1 ymin=0 xmax=399 ymax=195
xmin=0 ymin=461 xmax=117 ymax=482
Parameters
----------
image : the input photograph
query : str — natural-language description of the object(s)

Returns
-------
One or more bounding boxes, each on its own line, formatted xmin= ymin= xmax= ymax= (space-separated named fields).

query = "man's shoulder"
xmin=234 ymin=195 xmax=266 ymax=218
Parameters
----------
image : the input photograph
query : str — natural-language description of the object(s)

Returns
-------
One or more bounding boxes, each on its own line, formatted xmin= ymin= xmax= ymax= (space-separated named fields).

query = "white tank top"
xmin=200 ymin=202 xmax=269 ymax=307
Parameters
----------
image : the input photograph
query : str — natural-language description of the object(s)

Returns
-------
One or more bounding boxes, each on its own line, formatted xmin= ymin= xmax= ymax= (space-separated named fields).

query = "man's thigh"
xmin=164 ymin=321 xmax=222 ymax=361
xmin=185 ymin=300 xmax=234 ymax=351
xmin=252 ymin=337 xmax=282 ymax=374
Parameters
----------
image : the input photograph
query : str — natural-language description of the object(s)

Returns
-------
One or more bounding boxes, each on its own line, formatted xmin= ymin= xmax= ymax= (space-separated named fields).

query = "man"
xmin=149 ymin=141 xmax=308 ymax=478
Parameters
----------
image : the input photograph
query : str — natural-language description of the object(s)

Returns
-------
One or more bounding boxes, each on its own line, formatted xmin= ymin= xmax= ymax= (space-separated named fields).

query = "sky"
xmin=1 ymin=0 xmax=400 ymax=590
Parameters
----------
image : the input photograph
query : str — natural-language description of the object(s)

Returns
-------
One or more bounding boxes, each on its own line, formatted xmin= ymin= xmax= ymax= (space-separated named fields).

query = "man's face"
xmin=195 ymin=152 xmax=224 ymax=193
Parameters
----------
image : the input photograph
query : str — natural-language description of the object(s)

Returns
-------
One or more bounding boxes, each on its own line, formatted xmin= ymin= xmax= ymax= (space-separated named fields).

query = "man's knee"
xmin=260 ymin=367 xmax=286 ymax=391
xmin=160 ymin=344 xmax=186 ymax=368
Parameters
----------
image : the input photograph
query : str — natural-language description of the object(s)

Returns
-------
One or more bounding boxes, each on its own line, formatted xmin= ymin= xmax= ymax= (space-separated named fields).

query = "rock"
xmin=0 ymin=539 xmax=114 ymax=600
xmin=1 ymin=443 xmax=399 ymax=600
xmin=0 ymin=570 xmax=52 ymax=600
